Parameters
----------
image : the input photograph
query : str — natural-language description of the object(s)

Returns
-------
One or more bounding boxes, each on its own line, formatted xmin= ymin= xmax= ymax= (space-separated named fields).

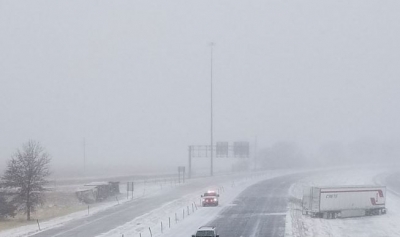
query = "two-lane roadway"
xmin=207 ymin=174 xmax=304 ymax=237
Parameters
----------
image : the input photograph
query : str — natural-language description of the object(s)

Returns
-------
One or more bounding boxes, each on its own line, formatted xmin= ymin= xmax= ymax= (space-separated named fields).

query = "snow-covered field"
xmin=285 ymin=167 xmax=400 ymax=237
xmin=2 ymin=167 xmax=399 ymax=237
xmin=0 ymin=176 xmax=190 ymax=237
xmin=0 ymin=169 xmax=293 ymax=237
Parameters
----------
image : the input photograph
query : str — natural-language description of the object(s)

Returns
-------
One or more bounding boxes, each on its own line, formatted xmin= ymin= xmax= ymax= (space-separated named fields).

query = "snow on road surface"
xmin=205 ymin=173 xmax=307 ymax=237
xmin=0 ymin=169 xmax=297 ymax=237
xmin=3 ymin=167 xmax=400 ymax=237
xmin=0 ymin=180 xmax=167 ymax=237
xmin=96 ymin=171 xmax=296 ymax=237
xmin=110 ymin=166 xmax=399 ymax=237
xmin=286 ymin=167 xmax=400 ymax=237
xmin=117 ymin=170 xmax=306 ymax=237
xmin=0 ymin=177 xmax=179 ymax=237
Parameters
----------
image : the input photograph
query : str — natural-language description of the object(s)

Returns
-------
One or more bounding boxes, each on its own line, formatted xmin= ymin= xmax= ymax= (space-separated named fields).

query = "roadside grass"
xmin=0 ymin=192 xmax=86 ymax=231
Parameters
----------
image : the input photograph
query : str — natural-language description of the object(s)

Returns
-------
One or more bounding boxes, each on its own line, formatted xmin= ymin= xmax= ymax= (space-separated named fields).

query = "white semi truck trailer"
xmin=302 ymin=186 xmax=386 ymax=219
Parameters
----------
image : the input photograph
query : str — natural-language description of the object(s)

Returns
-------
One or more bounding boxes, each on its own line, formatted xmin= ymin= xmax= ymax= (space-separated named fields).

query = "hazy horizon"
xmin=1 ymin=1 xmax=400 ymax=177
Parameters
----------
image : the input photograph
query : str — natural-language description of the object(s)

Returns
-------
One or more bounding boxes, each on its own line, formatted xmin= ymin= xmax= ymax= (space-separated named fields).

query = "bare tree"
xmin=2 ymin=140 xmax=51 ymax=221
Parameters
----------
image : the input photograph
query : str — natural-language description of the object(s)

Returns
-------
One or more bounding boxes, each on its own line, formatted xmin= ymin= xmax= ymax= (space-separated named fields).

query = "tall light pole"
xmin=254 ymin=136 xmax=258 ymax=171
xmin=210 ymin=42 xmax=214 ymax=176
xmin=83 ymin=138 xmax=86 ymax=175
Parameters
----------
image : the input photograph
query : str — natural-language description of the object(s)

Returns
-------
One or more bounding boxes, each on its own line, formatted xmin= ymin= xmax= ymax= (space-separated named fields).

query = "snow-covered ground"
xmin=0 ymin=176 xmax=192 ymax=237
xmin=3 ymin=167 xmax=399 ymax=237
xmin=95 ymin=170 xmax=297 ymax=237
xmin=94 ymin=167 xmax=400 ymax=237
xmin=0 ymin=169 xmax=295 ymax=237
xmin=285 ymin=167 xmax=400 ymax=237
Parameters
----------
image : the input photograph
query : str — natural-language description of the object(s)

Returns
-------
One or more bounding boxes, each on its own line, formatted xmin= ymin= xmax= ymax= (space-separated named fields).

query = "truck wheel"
xmin=328 ymin=212 xmax=337 ymax=219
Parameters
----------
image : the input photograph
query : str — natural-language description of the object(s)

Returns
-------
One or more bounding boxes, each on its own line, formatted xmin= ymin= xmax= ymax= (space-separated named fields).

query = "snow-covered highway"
xmin=13 ymin=170 xmax=298 ymax=237
xmin=28 ymin=174 xmax=243 ymax=237
xmin=206 ymin=174 xmax=305 ymax=237
xmin=4 ymin=167 xmax=400 ymax=237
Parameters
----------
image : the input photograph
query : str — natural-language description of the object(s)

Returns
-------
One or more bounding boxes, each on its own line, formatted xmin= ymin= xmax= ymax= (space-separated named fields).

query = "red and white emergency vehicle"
xmin=201 ymin=190 xmax=219 ymax=207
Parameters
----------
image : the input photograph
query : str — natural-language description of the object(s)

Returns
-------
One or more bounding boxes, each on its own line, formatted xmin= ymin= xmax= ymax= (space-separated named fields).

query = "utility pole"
xmin=210 ymin=42 xmax=214 ymax=177
xmin=83 ymin=138 xmax=86 ymax=175
xmin=254 ymin=136 xmax=258 ymax=171
xmin=188 ymin=146 xmax=192 ymax=179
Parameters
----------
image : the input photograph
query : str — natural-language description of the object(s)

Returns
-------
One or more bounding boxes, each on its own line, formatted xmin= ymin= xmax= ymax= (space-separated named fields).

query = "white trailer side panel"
xmin=318 ymin=186 xmax=386 ymax=212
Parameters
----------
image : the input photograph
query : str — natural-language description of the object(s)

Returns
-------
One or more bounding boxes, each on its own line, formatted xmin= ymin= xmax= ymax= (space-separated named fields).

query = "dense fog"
xmin=1 ymin=1 xmax=400 ymax=178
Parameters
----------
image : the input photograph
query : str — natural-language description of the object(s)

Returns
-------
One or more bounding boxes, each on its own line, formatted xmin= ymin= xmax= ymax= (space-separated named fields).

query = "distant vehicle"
xmin=302 ymin=185 xmax=387 ymax=219
xmin=201 ymin=190 xmax=219 ymax=207
xmin=192 ymin=226 xmax=219 ymax=237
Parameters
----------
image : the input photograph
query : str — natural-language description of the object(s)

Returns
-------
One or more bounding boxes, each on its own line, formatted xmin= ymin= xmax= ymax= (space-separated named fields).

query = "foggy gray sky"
xmin=1 ymin=1 xmax=400 ymax=176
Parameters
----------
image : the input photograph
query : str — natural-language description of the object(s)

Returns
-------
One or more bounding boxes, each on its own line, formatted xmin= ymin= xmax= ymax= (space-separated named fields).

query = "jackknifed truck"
xmin=302 ymin=185 xmax=386 ymax=219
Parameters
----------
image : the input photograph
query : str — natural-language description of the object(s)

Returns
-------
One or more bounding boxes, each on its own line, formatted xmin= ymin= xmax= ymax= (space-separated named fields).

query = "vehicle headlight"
xmin=214 ymin=198 xmax=217 ymax=201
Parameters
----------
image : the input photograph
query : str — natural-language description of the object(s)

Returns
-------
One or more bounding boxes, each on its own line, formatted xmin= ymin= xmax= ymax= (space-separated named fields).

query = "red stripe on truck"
xmin=371 ymin=198 xmax=376 ymax=205
xmin=370 ymin=198 xmax=385 ymax=206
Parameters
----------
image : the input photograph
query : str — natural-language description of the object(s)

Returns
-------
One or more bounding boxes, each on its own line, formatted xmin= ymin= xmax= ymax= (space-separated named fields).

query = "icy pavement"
xmin=3 ymin=166 xmax=398 ymax=237
xmin=205 ymin=173 xmax=308 ymax=237
xmin=0 ymin=169 xmax=297 ymax=237
xmin=96 ymin=170 xmax=310 ymax=237
xmin=95 ymin=171 xmax=296 ymax=237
